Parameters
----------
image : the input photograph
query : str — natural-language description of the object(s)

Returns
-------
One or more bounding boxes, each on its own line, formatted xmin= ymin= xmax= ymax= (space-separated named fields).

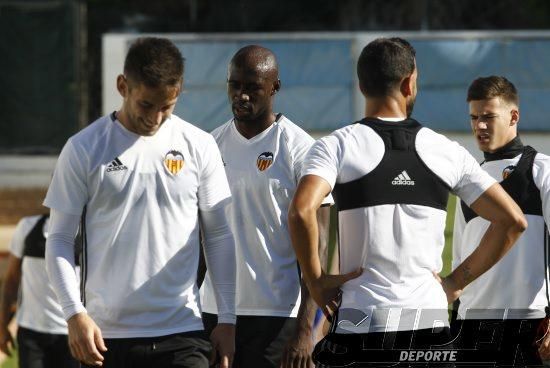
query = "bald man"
xmin=200 ymin=45 xmax=332 ymax=368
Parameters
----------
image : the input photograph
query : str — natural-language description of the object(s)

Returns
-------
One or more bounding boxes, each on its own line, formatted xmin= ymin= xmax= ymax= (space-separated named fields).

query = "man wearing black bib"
xmin=452 ymin=76 xmax=550 ymax=366
xmin=0 ymin=213 xmax=79 ymax=368
xmin=288 ymin=38 xmax=527 ymax=367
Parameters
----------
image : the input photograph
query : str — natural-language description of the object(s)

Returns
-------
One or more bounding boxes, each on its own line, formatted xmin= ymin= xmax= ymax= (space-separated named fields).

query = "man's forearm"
xmin=317 ymin=206 xmax=331 ymax=272
xmin=289 ymin=205 xmax=322 ymax=283
xmin=0 ymin=277 xmax=18 ymax=328
xmin=46 ymin=235 xmax=85 ymax=320
xmin=200 ymin=205 xmax=236 ymax=324
xmin=448 ymin=183 xmax=527 ymax=291
xmin=294 ymin=280 xmax=318 ymax=337
xmin=46 ymin=210 xmax=86 ymax=320
xmin=449 ymin=220 xmax=526 ymax=290
xmin=292 ymin=204 xmax=332 ymax=337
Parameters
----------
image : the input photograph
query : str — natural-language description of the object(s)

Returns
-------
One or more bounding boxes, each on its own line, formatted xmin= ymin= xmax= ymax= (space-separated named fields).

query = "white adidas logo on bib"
xmin=392 ymin=170 xmax=415 ymax=186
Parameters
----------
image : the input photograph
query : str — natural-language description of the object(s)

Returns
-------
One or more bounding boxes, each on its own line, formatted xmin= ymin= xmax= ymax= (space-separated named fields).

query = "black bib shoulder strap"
xmin=359 ymin=117 xmax=422 ymax=151
xmin=22 ymin=213 xmax=82 ymax=265
xmin=461 ymin=145 xmax=541 ymax=223
xmin=23 ymin=214 xmax=48 ymax=258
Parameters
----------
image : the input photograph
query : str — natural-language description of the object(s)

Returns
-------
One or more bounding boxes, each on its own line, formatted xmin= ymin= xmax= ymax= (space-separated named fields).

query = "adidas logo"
xmin=392 ymin=170 xmax=415 ymax=186
xmin=106 ymin=157 xmax=128 ymax=172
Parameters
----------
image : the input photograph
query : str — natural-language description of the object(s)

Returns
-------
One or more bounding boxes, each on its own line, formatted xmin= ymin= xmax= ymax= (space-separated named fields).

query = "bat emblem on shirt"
xmin=502 ymin=165 xmax=516 ymax=180
xmin=256 ymin=152 xmax=274 ymax=171
xmin=164 ymin=150 xmax=185 ymax=175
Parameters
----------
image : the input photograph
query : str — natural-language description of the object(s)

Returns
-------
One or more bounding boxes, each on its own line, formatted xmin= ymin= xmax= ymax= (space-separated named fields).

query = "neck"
xmin=116 ymin=109 xmax=132 ymax=131
xmin=234 ymin=113 xmax=277 ymax=139
xmin=483 ymin=136 xmax=524 ymax=162
xmin=365 ymin=96 xmax=407 ymax=119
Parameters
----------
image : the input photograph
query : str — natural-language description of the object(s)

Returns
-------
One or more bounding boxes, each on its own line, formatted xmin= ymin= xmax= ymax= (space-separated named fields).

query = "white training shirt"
xmin=10 ymin=215 xmax=70 ymax=334
xmin=302 ymin=120 xmax=496 ymax=333
xmin=44 ymin=113 xmax=234 ymax=338
xmin=453 ymin=152 xmax=550 ymax=319
xmin=201 ymin=115 xmax=331 ymax=317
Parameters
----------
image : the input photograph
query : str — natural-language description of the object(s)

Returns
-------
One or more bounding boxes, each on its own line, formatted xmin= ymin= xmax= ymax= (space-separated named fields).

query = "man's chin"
xmin=479 ymin=144 xmax=496 ymax=153
xmin=138 ymin=125 xmax=161 ymax=136
xmin=233 ymin=113 xmax=253 ymax=122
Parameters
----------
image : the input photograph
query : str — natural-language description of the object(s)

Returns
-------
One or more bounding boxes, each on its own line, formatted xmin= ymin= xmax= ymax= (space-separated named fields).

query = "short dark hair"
xmin=124 ymin=37 xmax=184 ymax=88
xmin=467 ymin=76 xmax=519 ymax=106
xmin=357 ymin=37 xmax=416 ymax=97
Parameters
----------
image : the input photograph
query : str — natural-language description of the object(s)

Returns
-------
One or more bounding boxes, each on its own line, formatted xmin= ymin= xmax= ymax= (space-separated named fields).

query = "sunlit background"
xmin=2 ymin=1 xmax=550 ymax=365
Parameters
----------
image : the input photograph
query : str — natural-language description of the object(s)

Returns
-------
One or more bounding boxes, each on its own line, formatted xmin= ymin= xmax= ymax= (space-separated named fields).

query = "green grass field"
xmin=0 ymin=196 xmax=458 ymax=367
xmin=442 ymin=195 xmax=457 ymax=277
xmin=1 ymin=354 xmax=16 ymax=368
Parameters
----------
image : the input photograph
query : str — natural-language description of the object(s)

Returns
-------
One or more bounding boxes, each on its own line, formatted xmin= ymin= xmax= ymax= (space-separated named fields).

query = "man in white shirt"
xmin=453 ymin=76 xmax=550 ymax=366
xmin=44 ymin=37 xmax=236 ymax=368
xmin=0 ymin=213 xmax=79 ymax=368
xmin=200 ymin=45 xmax=331 ymax=368
xmin=288 ymin=37 xmax=527 ymax=367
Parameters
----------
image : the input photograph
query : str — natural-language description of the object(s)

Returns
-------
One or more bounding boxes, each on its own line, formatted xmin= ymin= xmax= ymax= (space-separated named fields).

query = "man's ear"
xmin=359 ymin=81 xmax=367 ymax=97
xmin=117 ymin=75 xmax=128 ymax=98
xmin=272 ymin=79 xmax=281 ymax=95
xmin=400 ymin=75 xmax=413 ymax=97
xmin=175 ymin=78 xmax=184 ymax=97
xmin=510 ymin=108 xmax=520 ymax=127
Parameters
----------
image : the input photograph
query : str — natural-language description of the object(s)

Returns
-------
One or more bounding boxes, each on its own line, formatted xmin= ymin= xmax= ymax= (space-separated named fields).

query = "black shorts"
xmin=17 ymin=326 xmax=79 ymax=368
xmin=81 ymin=330 xmax=211 ymax=368
xmin=202 ymin=312 xmax=297 ymax=368
xmin=313 ymin=327 xmax=456 ymax=368
xmin=451 ymin=318 xmax=545 ymax=367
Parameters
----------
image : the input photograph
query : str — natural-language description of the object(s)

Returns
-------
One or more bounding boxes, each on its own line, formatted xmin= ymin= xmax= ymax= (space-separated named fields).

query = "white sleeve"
xmin=198 ymin=135 xmax=232 ymax=211
xmin=416 ymin=129 xmax=496 ymax=206
xmin=9 ymin=218 xmax=32 ymax=259
xmin=200 ymin=204 xmax=236 ymax=324
xmin=534 ymin=153 xmax=550 ymax=232
xmin=451 ymin=197 xmax=466 ymax=271
xmin=291 ymin=133 xmax=315 ymax=185
xmin=453 ymin=149 xmax=496 ymax=206
xmin=301 ymin=135 xmax=342 ymax=190
xmin=45 ymin=209 xmax=85 ymax=320
xmin=292 ymin=134 xmax=334 ymax=205
xmin=44 ymin=139 xmax=88 ymax=215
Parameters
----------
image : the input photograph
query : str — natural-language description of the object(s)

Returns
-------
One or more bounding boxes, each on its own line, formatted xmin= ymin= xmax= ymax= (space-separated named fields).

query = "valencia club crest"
xmin=164 ymin=150 xmax=184 ymax=175
xmin=502 ymin=165 xmax=516 ymax=180
xmin=257 ymin=152 xmax=274 ymax=171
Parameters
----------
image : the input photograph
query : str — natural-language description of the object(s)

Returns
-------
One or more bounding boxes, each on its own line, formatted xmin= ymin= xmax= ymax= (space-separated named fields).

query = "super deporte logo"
xmin=106 ymin=157 xmax=128 ymax=172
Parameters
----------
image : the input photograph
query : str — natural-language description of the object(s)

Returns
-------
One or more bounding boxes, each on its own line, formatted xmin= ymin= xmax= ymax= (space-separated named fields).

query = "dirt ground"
xmin=0 ymin=187 xmax=48 ymax=268
xmin=0 ymin=188 xmax=48 ymax=225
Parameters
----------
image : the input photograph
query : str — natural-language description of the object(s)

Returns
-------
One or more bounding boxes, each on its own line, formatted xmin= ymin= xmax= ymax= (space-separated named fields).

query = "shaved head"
xmin=227 ymin=45 xmax=281 ymax=133
xmin=230 ymin=45 xmax=279 ymax=81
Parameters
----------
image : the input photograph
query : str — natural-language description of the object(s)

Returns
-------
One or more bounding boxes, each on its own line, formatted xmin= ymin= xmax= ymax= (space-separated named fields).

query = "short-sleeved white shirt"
xmin=201 ymin=115 xmax=331 ymax=317
xmin=453 ymin=152 xmax=550 ymax=319
xmin=44 ymin=113 xmax=231 ymax=338
xmin=10 ymin=215 xmax=70 ymax=334
xmin=302 ymin=120 xmax=495 ymax=333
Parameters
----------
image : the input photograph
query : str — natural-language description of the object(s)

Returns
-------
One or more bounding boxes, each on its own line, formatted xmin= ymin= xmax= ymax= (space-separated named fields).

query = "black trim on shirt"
xmin=483 ymin=136 xmax=524 ymax=162
xmin=80 ymin=206 xmax=87 ymax=306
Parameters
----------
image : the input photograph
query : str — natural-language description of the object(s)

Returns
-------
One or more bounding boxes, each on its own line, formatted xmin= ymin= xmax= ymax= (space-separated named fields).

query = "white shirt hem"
xmin=99 ymin=323 xmax=205 ymax=339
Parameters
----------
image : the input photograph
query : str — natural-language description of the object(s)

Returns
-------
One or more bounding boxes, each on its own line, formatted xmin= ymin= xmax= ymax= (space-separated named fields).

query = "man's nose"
xmin=475 ymin=119 xmax=487 ymax=129
xmin=148 ymin=110 xmax=164 ymax=124
xmin=237 ymin=92 xmax=250 ymax=101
